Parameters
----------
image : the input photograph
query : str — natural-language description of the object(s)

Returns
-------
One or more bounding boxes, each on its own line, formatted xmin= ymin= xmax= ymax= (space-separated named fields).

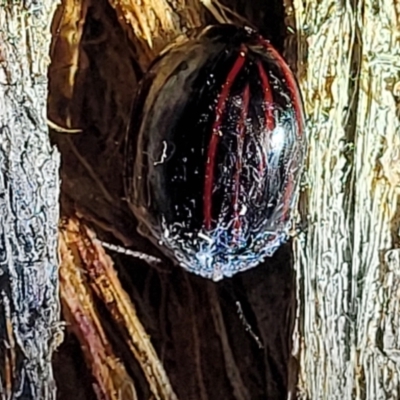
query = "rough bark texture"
xmin=0 ymin=1 xmax=61 ymax=399
xmin=45 ymin=0 xmax=400 ymax=398
xmin=292 ymin=0 xmax=400 ymax=398
xmin=58 ymin=218 xmax=178 ymax=400
xmin=6 ymin=0 xmax=398 ymax=398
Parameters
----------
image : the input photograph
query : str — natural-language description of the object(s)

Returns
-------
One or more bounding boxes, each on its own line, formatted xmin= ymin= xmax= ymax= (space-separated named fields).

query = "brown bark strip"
xmin=107 ymin=0 xmax=205 ymax=67
xmin=59 ymin=218 xmax=178 ymax=400
xmin=48 ymin=0 xmax=90 ymax=129
xmin=59 ymin=233 xmax=138 ymax=400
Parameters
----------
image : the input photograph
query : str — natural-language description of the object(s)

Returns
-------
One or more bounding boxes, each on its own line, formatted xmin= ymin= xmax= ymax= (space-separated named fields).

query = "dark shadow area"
xmin=53 ymin=331 xmax=97 ymax=400
xmin=50 ymin=0 xmax=298 ymax=398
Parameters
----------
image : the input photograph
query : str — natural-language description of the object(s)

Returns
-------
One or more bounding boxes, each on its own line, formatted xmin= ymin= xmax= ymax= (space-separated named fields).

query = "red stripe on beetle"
xmin=258 ymin=38 xmax=304 ymax=222
xmin=257 ymin=62 xmax=275 ymax=132
xmin=256 ymin=61 xmax=275 ymax=175
xmin=203 ymin=47 xmax=247 ymax=230
xmin=233 ymin=84 xmax=250 ymax=241
xmin=258 ymin=38 xmax=304 ymax=137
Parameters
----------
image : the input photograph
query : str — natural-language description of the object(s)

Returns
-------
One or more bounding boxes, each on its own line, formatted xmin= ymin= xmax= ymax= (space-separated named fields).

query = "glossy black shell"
xmin=125 ymin=25 xmax=306 ymax=281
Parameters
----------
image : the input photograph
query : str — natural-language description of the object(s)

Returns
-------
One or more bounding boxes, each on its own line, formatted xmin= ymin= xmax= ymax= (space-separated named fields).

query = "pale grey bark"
xmin=291 ymin=0 xmax=400 ymax=398
xmin=0 ymin=2 xmax=61 ymax=399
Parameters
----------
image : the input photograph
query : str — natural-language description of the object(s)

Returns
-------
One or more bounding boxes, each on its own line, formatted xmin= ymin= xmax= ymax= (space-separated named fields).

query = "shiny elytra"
xmin=125 ymin=25 xmax=306 ymax=281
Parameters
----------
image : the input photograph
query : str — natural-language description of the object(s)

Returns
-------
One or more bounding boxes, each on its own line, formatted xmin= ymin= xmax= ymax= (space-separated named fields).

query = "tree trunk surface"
xmin=293 ymin=0 xmax=400 ymax=398
xmin=2 ymin=0 xmax=398 ymax=399
xmin=0 ymin=1 xmax=61 ymax=399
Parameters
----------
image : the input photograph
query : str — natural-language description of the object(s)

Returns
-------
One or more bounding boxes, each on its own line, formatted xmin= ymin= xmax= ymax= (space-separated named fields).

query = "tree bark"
xmin=0 ymin=2 xmax=61 ymax=399
xmin=292 ymin=0 xmax=400 ymax=398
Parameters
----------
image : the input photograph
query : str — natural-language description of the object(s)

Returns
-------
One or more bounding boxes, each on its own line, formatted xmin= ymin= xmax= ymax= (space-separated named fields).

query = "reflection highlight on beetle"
xmin=126 ymin=24 xmax=306 ymax=281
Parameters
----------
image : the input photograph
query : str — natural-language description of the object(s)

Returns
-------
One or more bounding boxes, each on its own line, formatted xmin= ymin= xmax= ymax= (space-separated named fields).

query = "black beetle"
xmin=125 ymin=25 xmax=306 ymax=281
